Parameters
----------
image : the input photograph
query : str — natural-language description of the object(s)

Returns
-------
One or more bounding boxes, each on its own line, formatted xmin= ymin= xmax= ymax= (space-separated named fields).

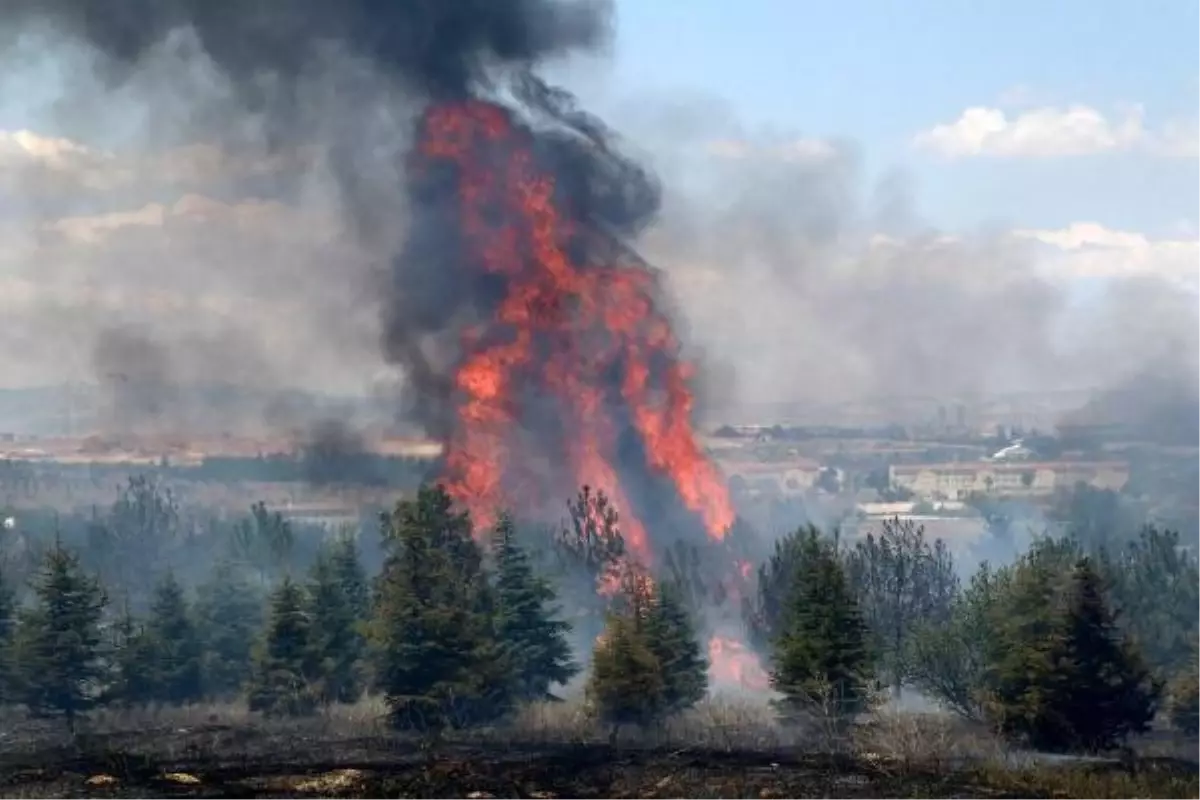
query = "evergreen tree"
xmin=13 ymin=541 xmax=107 ymax=731
xmin=106 ymin=601 xmax=155 ymax=707
xmin=909 ymin=562 xmax=1010 ymax=721
xmin=371 ymin=485 xmax=513 ymax=733
xmin=586 ymin=569 xmax=664 ymax=743
xmin=1100 ymin=526 xmax=1199 ymax=676
xmin=307 ymin=542 xmax=367 ymax=705
xmin=492 ymin=513 xmax=577 ymax=702
xmin=0 ymin=566 xmax=14 ymax=702
xmin=247 ymin=577 xmax=317 ymax=717
xmin=992 ymin=556 xmax=1160 ymax=751
xmin=330 ymin=533 xmax=371 ymax=626
xmin=195 ymin=561 xmax=263 ymax=699
xmin=1168 ymin=639 xmax=1199 ymax=736
xmin=143 ymin=572 xmax=203 ymax=705
xmin=770 ymin=528 xmax=875 ymax=723
xmin=983 ymin=537 xmax=1081 ymax=744
xmin=744 ymin=523 xmax=825 ymax=658
xmin=644 ymin=580 xmax=706 ymax=714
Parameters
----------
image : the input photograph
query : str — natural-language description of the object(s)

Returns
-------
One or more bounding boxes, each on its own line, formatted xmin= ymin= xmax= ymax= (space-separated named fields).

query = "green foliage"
xmin=228 ymin=502 xmax=296 ymax=582
xmin=492 ymin=513 xmax=577 ymax=702
xmin=306 ymin=536 xmax=368 ymax=704
xmin=194 ymin=561 xmax=263 ymax=699
xmin=770 ymin=527 xmax=875 ymax=722
xmin=988 ymin=555 xmax=1160 ymax=751
xmin=643 ymin=580 xmax=707 ymax=714
xmin=1055 ymin=483 xmax=1142 ymax=552
xmin=105 ymin=601 xmax=155 ymax=707
xmin=13 ymin=541 xmax=107 ymax=730
xmin=247 ymin=576 xmax=317 ymax=717
xmin=909 ymin=562 xmax=1009 ymax=720
xmin=141 ymin=572 xmax=204 ymax=705
xmin=1167 ymin=641 xmax=1198 ymax=736
xmin=0 ymin=566 xmax=14 ymax=702
xmin=744 ymin=523 xmax=827 ymax=657
xmin=329 ymin=532 xmax=371 ymax=625
xmin=86 ymin=476 xmax=179 ymax=603
xmin=370 ymin=485 xmax=512 ymax=733
xmin=1100 ymin=525 xmax=1199 ymax=676
xmin=586 ymin=571 xmax=664 ymax=738
xmin=844 ymin=517 xmax=958 ymax=691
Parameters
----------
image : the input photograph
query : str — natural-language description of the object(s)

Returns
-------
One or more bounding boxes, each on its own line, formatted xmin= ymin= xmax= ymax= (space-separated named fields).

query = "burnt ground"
xmin=0 ymin=719 xmax=1195 ymax=799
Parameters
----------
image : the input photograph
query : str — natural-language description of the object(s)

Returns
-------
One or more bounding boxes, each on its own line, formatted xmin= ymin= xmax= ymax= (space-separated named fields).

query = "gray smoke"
xmin=0 ymin=3 xmax=1192 ymax=454
xmin=0 ymin=0 xmax=617 ymax=438
xmin=608 ymin=94 xmax=1198 ymax=438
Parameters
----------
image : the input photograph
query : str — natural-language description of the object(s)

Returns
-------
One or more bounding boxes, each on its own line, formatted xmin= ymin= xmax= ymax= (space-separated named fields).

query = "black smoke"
xmin=300 ymin=419 xmax=384 ymax=487
xmin=2 ymin=0 xmax=722 ymax=549
xmin=0 ymin=0 xmax=652 ymax=431
xmin=0 ymin=1 xmax=610 ymax=99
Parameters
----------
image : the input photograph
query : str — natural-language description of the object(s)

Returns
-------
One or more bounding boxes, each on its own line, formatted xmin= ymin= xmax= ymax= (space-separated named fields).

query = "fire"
xmin=707 ymin=635 xmax=770 ymax=692
xmin=418 ymin=99 xmax=734 ymax=561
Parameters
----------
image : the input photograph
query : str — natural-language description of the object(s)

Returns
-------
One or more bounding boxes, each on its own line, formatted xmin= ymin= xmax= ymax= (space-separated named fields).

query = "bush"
xmin=1168 ymin=656 xmax=1199 ymax=736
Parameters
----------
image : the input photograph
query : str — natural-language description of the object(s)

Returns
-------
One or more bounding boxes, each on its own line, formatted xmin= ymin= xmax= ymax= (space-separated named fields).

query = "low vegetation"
xmin=0 ymin=477 xmax=1193 ymax=797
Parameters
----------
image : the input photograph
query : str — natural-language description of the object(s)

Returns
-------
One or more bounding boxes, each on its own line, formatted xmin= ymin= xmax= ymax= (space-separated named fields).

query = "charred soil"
xmin=0 ymin=720 xmax=1195 ymax=798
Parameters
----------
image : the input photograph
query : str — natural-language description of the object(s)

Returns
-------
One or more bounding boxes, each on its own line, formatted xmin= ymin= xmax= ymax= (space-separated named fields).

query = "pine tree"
xmin=195 ymin=561 xmax=263 ymax=699
xmin=330 ymin=533 xmax=370 ymax=626
xmin=644 ymin=580 xmax=706 ymax=714
xmin=143 ymin=572 xmax=203 ymax=705
xmin=992 ymin=557 xmax=1160 ymax=751
xmin=770 ymin=528 xmax=875 ymax=723
xmin=492 ymin=513 xmax=577 ymax=702
xmin=13 ymin=541 xmax=107 ymax=731
xmin=744 ymin=524 xmax=825 ymax=658
xmin=982 ymin=537 xmax=1077 ymax=730
xmin=106 ymin=601 xmax=155 ymax=707
xmin=247 ymin=577 xmax=317 ymax=717
xmin=0 ymin=566 xmax=15 ymax=703
xmin=587 ymin=611 xmax=664 ymax=744
xmin=371 ymin=485 xmax=513 ymax=733
xmin=1168 ymin=638 xmax=1199 ymax=736
xmin=307 ymin=542 xmax=366 ymax=705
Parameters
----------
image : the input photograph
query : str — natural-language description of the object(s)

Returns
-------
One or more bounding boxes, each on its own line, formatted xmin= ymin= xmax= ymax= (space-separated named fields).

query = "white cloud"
xmin=914 ymin=104 xmax=1196 ymax=159
xmin=1014 ymin=222 xmax=1199 ymax=288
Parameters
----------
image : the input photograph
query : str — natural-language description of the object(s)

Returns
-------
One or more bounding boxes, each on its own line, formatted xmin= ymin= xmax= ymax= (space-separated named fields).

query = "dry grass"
xmin=0 ymin=698 xmax=1194 ymax=797
xmin=853 ymin=707 xmax=1007 ymax=771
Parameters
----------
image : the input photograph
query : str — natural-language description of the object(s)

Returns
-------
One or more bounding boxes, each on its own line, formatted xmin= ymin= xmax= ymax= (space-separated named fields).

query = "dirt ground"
xmin=0 ymin=718 xmax=1195 ymax=799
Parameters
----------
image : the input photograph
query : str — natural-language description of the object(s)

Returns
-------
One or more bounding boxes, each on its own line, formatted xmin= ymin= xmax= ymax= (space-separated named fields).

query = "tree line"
xmin=0 ymin=480 xmax=1194 ymax=753
xmin=0 ymin=484 xmax=705 ymax=740
xmin=743 ymin=516 xmax=1199 ymax=749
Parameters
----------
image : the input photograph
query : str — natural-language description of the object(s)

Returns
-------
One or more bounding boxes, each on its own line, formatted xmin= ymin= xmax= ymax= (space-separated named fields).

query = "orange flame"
xmin=707 ymin=635 xmax=770 ymax=692
xmin=419 ymin=99 xmax=734 ymax=560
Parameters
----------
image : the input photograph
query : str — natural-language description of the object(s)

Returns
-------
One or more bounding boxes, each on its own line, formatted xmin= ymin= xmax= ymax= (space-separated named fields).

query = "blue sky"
xmin=606 ymin=0 xmax=1199 ymax=234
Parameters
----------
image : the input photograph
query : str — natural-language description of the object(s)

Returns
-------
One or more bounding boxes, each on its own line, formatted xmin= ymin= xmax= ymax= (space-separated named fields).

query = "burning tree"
xmin=398 ymin=85 xmax=735 ymax=565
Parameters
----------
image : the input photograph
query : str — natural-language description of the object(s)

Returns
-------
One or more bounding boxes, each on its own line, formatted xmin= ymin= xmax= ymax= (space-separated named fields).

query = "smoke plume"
xmin=0 ymin=1 xmax=616 ymax=428
xmin=605 ymin=95 xmax=1198 ymax=435
xmin=0 ymin=0 xmax=1193 ymax=453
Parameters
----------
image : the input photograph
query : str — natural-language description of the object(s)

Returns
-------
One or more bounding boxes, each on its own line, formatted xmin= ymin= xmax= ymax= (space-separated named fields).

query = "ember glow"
xmin=708 ymin=635 xmax=770 ymax=691
xmin=416 ymin=99 xmax=734 ymax=562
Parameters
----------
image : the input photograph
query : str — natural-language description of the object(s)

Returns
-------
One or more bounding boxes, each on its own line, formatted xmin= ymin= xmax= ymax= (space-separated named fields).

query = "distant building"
xmin=721 ymin=459 xmax=824 ymax=496
xmin=889 ymin=460 xmax=1130 ymax=500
